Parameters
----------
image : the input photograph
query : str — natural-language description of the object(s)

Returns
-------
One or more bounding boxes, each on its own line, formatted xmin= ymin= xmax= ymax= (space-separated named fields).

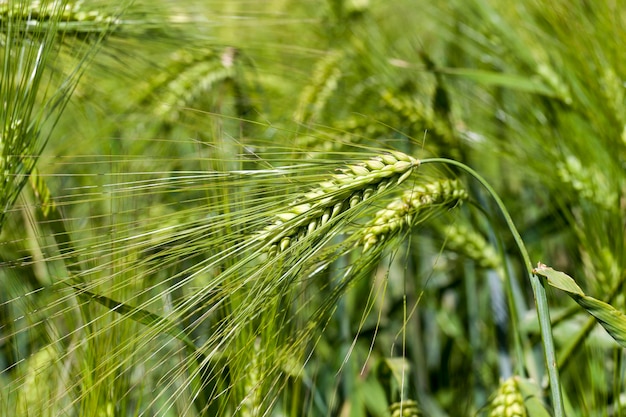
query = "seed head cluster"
xmin=440 ymin=223 xmax=500 ymax=269
xmin=389 ymin=399 xmax=422 ymax=417
xmin=361 ymin=179 xmax=468 ymax=252
xmin=0 ymin=1 xmax=117 ymax=24
xmin=260 ymin=151 xmax=420 ymax=257
xmin=489 ymin=377 xmax=527 ymax=417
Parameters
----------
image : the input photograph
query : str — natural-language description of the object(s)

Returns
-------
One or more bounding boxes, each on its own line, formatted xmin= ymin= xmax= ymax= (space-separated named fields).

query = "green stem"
xmin=421 ymin=157 xmax=565 ymax=416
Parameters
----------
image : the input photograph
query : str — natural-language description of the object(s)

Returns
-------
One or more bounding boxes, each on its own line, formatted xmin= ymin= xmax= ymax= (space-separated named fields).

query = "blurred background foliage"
xmin=1 ymin=0 xmax=625 ymax=416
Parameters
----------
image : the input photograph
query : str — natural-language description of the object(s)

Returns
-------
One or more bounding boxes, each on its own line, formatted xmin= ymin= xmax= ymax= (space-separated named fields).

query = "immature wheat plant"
xmin=5 ymin=1 xmax=626 ymax=416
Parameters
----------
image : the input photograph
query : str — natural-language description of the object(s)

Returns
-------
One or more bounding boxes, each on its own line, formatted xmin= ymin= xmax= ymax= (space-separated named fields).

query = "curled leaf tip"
xmin=532 ymin=261 xmax=548 ymax=274
xmin=532 ymin=263 xmax=586 ymax=298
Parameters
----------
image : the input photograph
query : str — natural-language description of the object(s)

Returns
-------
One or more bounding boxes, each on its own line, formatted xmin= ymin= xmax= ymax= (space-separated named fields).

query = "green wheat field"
xmin=1 ymin=1 xmax=626 ymax=416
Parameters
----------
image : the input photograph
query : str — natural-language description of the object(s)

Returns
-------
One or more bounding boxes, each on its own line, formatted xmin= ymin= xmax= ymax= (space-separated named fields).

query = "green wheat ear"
xmin=489 ymin=377 xmax=527 ymax=417
xmin=360 ymin=179 xmax=468 ymax=251
xmin=258 ymin=151 xmax=420 ymax=257
xmin=0 ymin=1 xmax=120 ymax=37
xmin=294 ymin=49 xmax=344 ymax=124
xmin=488 ymin=377 xmax=552 ymax=417
xmin=533 ymin=263 xmax=626 ymax=348
xmin=389 ymin=400 xmax=423 ymax=417
xmin=438 ymin=222 xmax=500 ymax=269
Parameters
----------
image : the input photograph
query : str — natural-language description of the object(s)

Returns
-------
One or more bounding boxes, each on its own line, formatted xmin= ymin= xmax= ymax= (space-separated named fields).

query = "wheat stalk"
xmin=360 ymin=179 xmax=468 ymax=252
xmin=259 ymin=151 xmax=420 ymax=257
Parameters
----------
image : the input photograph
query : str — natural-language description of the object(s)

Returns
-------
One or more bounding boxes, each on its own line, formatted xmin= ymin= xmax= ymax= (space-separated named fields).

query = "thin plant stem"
xmin=420 ymin=157 xmax=565 ymax=417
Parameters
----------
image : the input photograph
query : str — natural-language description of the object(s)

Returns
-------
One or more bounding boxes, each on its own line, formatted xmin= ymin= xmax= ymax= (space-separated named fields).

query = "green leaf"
xmin=438 ymin=68 xmax=556 ymax=97
xmin=533 ymin=263 xmax=626 ymax=348
xmin=573 ymin=295 xmax=626 ymax=348
xmin=532 ymin=263 xmax=584 ymax=296
xmin=517 ymin=378 xmax=552 ymax=417
xmin=361 ymin=378 xmax=390 ymax=417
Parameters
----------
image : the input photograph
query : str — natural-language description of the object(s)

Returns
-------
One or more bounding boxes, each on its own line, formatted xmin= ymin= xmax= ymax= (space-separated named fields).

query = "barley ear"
xmin=29 ymin=167 xmax=55 ymax=217
xmin=259 ymin=151 xmax=420 ymax=256
xmin=1 ymin=1 xmax=120 ymax=37
xmin=438 ymin=223 xmax=500 ymax=270
xmin=556 ymin=155 xmax=617 ymax=211
xmin=239 ymin=338 xmax=263 ymax=417
xmin=389 ymin=400 xmax=423 ymax=417
xmin=294 ymin=50 xmax=344 ymax=124
xmin=533 ymin=263 xmax=626 ymax=348
xmin=360 ymin=179 xmax=468 ymax=252
xmin=489 ymin=377 xmax=527 ymax=417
